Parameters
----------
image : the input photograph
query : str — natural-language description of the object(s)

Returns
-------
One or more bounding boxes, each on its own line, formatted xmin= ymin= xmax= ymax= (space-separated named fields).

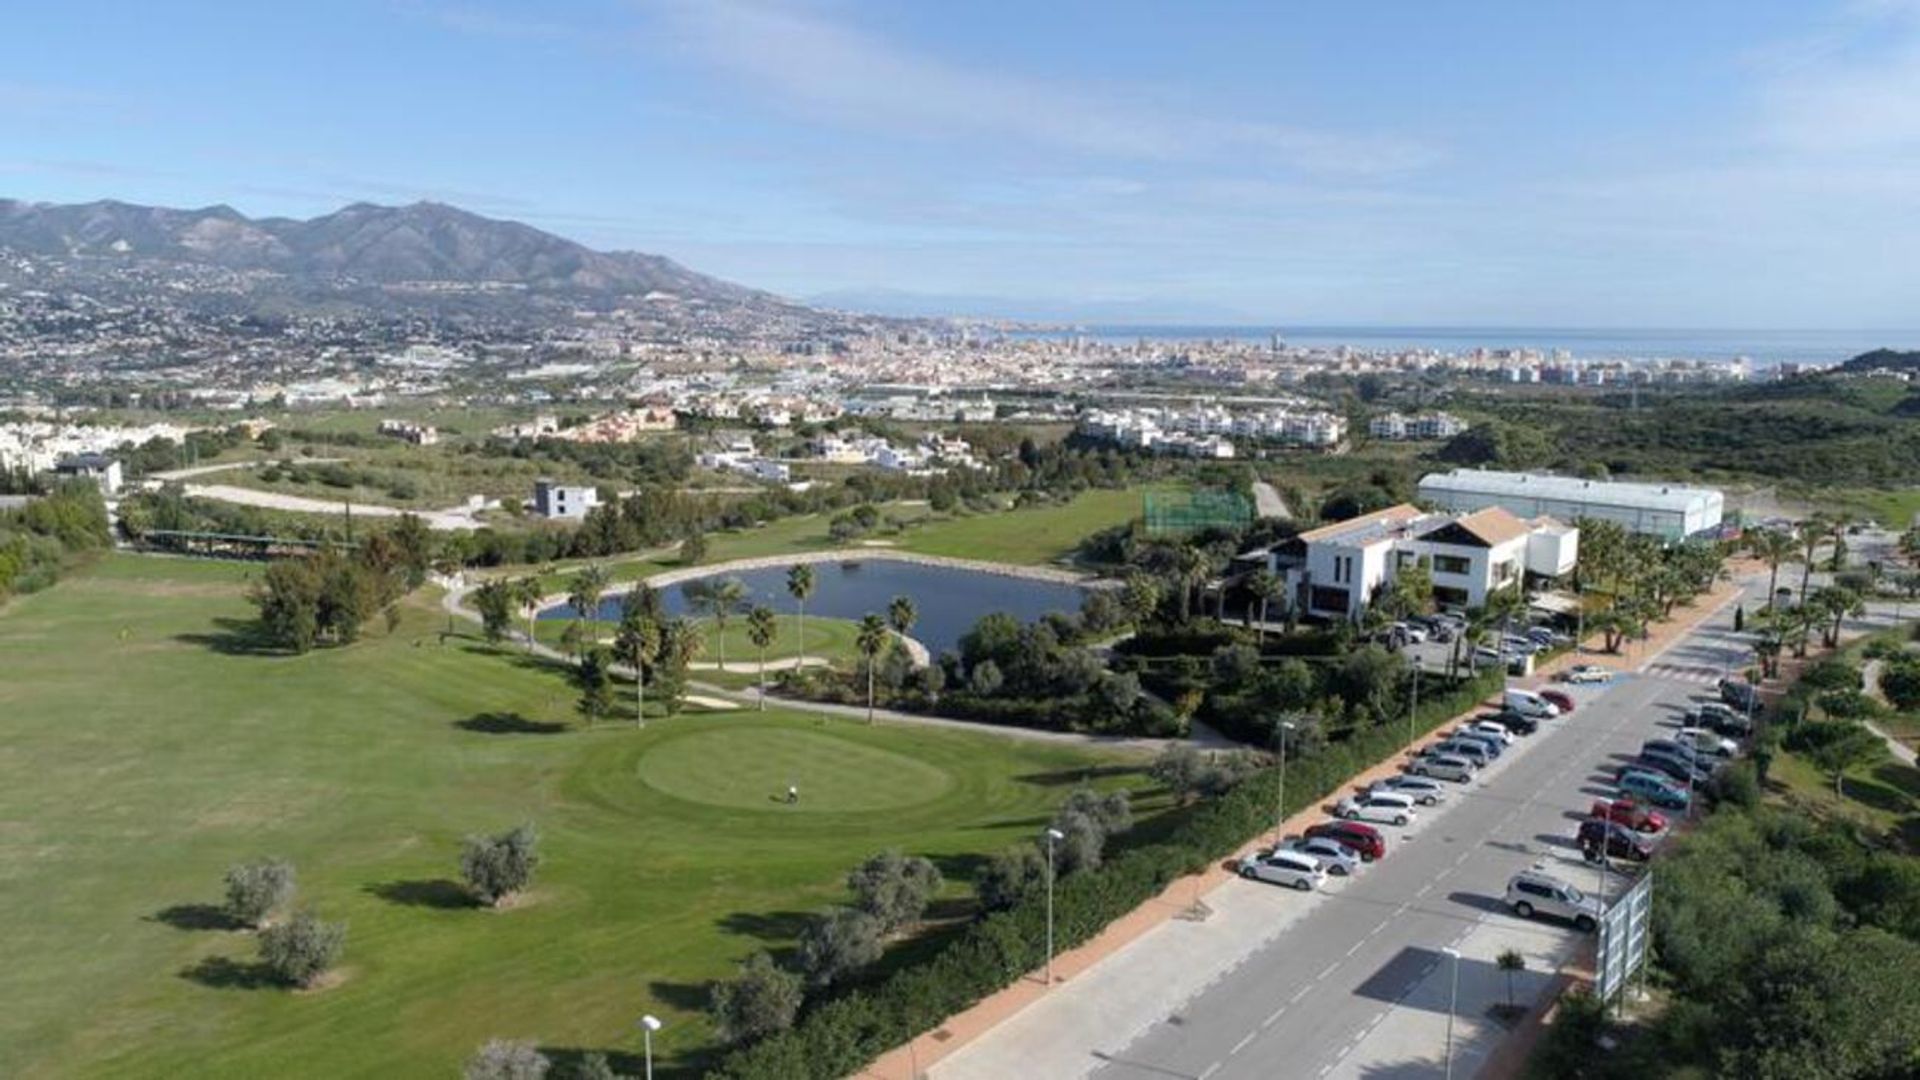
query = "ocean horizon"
xmin=1009 ymin=324 xmax=1914 ymax=365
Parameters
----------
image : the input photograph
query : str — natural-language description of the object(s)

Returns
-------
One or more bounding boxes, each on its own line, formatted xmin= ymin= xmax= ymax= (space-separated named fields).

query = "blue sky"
xmin=2 ymin=1 xmax=1917 ymax=326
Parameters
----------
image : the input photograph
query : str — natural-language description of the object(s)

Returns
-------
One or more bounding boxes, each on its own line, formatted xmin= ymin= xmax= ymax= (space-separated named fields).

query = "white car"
xmin=1279 ymin=836 xmax=1362 ymax=876
xmin=1393 ymin=622 xmax=1429 ymax=644
xmin=1563 ymin=664 xmax=1613 ymax=685
xmin=1335 ymin=791 xmax=1419 ymax=826
xmin=1408 ymin=753 xmax=1476 ymax=783
xmin=1676 ymin=726 xmax=1738 ymax=758
xmin=1237 ymin=849 xmax=1326 ymax=891
xmin=1370 ymin=774 xmax=1448 ymax=805
xmin=1464 ymin=720 xmax=1516 ymax=746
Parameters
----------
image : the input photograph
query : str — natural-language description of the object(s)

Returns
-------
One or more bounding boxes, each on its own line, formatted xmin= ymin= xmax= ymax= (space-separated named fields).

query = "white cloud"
xmin=646 ymin=0 xmax=1433 ymax=175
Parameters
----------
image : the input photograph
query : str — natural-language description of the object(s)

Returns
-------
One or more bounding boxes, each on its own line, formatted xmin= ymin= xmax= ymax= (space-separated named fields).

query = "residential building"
xmin=53 ymin=453 xmax=123 ymax=495
xmin=377 ymin=419 xmax=439 ymax=445
xmin=1416 ymin=469 xmax=1723 ymax=542
xmin=1368 ymin=411 xmax=1468 ymax=440
xmin=531 ymin=479 xmax=599 ymax=520
xmin=1268 ymin=503 xmax=1578 ymax=622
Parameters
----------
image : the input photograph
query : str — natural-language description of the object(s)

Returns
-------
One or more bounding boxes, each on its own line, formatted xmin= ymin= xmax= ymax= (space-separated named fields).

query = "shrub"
xmin=461 ymin=823 xmax=541 ymax=907
xmin=223 ymin=858 xmax=296 ymax=929
xmin=465 ymin=1039 xmax=551 ymax=1080
xmin=258 ymin=911 xmax=345 ymax=988
xmin=711 ymin=951 xmax=804 ymax=1043
xmin=975 ymin=846 xmax=1048 ymax=912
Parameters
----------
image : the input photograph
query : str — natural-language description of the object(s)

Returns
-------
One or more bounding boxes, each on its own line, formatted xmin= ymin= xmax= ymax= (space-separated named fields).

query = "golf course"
xmin=0 ymin=554 xmax=1158 ymax=1077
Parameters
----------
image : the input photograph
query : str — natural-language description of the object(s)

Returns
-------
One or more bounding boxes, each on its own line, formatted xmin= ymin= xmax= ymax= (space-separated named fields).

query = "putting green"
xmin=635 ymin=726 xmax=955 ymax=811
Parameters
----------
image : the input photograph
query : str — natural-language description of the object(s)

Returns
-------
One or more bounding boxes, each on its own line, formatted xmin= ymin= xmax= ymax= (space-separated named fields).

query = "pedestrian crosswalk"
xmin=1639 ymin=662 xmax=1725 ymax=685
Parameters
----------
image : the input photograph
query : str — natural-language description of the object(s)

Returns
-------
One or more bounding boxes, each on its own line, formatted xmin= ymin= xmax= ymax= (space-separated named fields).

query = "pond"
xmin=542 ymin=559 xmax=1092 ymax=656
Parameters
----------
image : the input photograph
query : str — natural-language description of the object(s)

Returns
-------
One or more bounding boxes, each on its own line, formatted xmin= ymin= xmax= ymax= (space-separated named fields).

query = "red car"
xmin=1539 ymin=689 xmax=1576 ymax=714
xmin=1590 ymin=798 xmax=1667 ymax=834
xmin=1305 ymin=819 xmax=1387 ymax=862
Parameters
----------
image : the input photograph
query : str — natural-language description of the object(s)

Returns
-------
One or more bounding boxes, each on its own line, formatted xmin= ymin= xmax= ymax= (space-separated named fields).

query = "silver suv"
xmin=1504 ymin=867 xmax=1602 ymax=932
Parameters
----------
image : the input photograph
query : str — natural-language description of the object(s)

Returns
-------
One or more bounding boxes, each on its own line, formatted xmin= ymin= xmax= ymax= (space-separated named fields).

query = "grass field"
xmin=0 ymin=555 xmax=1157 ymax=1077
xmin=534 ymin=613 xmax=865 ymax=689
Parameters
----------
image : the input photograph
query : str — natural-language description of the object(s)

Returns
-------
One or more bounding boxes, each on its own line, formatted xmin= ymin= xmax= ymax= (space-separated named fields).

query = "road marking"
xmin=1317 ymin=961 xmax=1339 ymax=981
xmin=1415 ymin=882 xmax=1433 ymax=898
xmin=1232 ymin=1031 xmax=1256 ymax=1055
xmin=1289 ymin=986 xmax=1311 ymax=1004
xmin=1200 ymin=1063 xmax=1222 ymax=1080
xmin=1264 ymin=1005 xmax=1287 ymax=1027
xmin=1346 ymin=940 xmax=1363 ymax=957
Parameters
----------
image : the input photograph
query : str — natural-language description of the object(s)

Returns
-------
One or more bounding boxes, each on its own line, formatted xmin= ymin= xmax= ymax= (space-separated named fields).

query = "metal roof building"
xmin=1416 ymin=469 xmax=1722 ymax=542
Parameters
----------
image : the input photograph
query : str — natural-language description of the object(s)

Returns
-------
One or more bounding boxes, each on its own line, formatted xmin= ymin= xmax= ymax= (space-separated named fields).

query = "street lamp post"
xmin=1442 ymin=946 xmax=1462 ymax=1080
xmin=1044 ymin=826 xmax=1065 ymax=986
xmin=1273 ymin=719 xmax=1298 ymax=845
xmin=639 ymin=1014 xmax=661 ymax=1080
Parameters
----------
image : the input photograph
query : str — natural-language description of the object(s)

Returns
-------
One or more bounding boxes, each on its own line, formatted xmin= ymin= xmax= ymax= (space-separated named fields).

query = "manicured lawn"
xmin=1770 ymin=751 xmax=1920 ymax=850
xmin=897 ymin=488 xmax=1150 ymax=565
xmin=0 ymin=555 xmax=1156 ymax=1077
xmin=534 ymin=613 xmax=864 ymax=689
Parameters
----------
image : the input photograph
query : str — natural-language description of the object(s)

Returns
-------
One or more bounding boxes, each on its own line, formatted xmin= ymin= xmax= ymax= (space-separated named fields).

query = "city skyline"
xmin=3 ymin=1 xmax=1918 ymax=327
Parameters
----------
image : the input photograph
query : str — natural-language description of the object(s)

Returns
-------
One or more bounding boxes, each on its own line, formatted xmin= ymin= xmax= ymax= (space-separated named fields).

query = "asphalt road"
xmin=1091 ymin=579 xmax=1767 ymax=1080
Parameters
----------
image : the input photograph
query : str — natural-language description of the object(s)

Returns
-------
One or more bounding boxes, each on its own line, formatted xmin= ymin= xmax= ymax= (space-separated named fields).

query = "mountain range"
xmin=0 ymin=197 xmax=773 ymax=305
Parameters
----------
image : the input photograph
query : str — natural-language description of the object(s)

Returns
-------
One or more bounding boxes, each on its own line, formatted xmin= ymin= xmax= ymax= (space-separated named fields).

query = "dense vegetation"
xmin=0 ymin=481 xmax=112 ymax=599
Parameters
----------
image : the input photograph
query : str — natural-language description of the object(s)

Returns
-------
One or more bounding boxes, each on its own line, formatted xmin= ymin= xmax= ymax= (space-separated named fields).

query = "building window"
xmin=1310 ymin=586 xmax=1351 ymax=613
xmin=1433 ymin=554 xmax=1470 ymax=575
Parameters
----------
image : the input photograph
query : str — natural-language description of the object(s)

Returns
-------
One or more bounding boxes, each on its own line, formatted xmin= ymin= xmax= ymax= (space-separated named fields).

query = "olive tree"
xmin=223 ymin=858 xmax=296 ymax=929
xmin=258 ymin=911 xmax=345 ymax=988
xmin=461 ymin=823 xmax=541 ymax=907
xmin=975 ymin=845 xmax=1048 ymax=912
xmin=464 ymin=1038 xmax=550 ymax=1080
xmin=710 ymin=950 xmax=804 ymax=1043
xmin=795 ymin=908 xmax=884 ymax=988
xmin=846 ymin=850 xmax=943 ymax=933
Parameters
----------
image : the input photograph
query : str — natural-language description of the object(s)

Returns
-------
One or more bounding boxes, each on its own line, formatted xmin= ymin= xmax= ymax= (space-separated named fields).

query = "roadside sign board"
xmin=1596 ymin=871 xmax=1652 ymax=1005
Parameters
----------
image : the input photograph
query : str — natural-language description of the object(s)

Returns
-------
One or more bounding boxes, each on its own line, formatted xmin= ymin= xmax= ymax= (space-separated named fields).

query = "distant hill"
xmin=1836 ymin=348 xmax=1920 ymax=374
xmin=0 ymin=197 xmax=775 ymax=303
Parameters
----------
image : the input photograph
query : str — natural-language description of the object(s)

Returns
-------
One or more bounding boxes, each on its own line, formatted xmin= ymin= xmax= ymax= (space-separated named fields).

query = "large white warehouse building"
xmin=1416 ymin=469 xmax=1723 ymax=542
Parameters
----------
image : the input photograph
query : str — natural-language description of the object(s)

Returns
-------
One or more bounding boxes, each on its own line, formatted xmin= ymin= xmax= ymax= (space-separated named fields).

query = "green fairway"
xmin=896 ymin=488 xmax=1150 ymax=565
xmin=0 ymin=555 xmax=1155 ymax=1077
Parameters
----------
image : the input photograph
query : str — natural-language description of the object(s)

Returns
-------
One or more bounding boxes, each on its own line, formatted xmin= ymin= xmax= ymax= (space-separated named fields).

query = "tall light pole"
xmin=1441 ymin=946 xmax=1462 ymax=1080
xmin=1044 ymin=827 xmax=1065 ymax=986
xmin=639 ymin=1014 xmax=661 ymax=1080
xmin=1273 ymin=719 xmax=1298 ymax=845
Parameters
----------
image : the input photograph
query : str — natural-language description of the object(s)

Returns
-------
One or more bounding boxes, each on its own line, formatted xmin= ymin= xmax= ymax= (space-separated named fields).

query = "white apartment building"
xmin=531 ymin=479 xmax=600 ymax=520
xmin=1417 ymin=469 xmax=1723 ymax=543
xmin=1368 ymin=411 xmax=1468 ymax=440
xmin=1268 ymin=503 xmax=1578 ymax=622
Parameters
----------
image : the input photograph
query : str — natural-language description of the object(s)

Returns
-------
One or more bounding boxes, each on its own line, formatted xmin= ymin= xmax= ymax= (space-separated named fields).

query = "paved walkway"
xmin=1862 ymin=658 xmax=1920 ymax=766
xmin=180 ymin=482 xmax=486 ymax=530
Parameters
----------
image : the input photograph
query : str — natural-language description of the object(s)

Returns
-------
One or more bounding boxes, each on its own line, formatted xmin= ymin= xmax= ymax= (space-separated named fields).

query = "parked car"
xmin=1279 ymin=835 xmax=1362 ymax=876
xmin=1563 ymin=664 xmax=1613 ymax=685
xmin=1306 ymin=820 xmax=1387 ymax=862
xmin=1590 ymin=797 xmax=1668 ymax=834
xmin=1689 ymin=700 xmax=1752 ymax=736
xmin=1237 ymin=849 xmax=1326 ymax=891
xmin=1408 ymin=752 xmax=1476 ymax=782
xmin=1578 ymin=819 xmax=1655 ymax=862
xmin=1538 ymin=688 xmax=1576 ymax=715
xmin=1676 ymin=726 xmax=1738 ymax=758
xmin=1618 ymin=769 xmax=1692 ymax=809
xmin=1503 ymin=689 xmax=1562 ymax=719
xmin=1434 ymin=738 xmax=1496 ymax=767
xmin=1472 ymin=645 xmax=1504 ymax=667
xmin=1335 ymin=791 xmax=1419 ymax=826
xmin=1478 ymin=710 xmax=1539 ymax=736
xmin=1640 ymin=741 xmax=1716 ymax=784
xmin=1392 ymin=621 xmax=1429 ymax=644
xmin=1371 ymin=774 xmax=1448 ymax=805
xmin=1506 ymin=868 xmax=1602 ymax=931
xmin=1718 ymin=678 xmax=1760 ymax=711
xmin=1465 ymin=720 xmax=1517 ymax=746
xmin=1444 ymin=729 xmax=1506 ymax=759
xmin=1621 ymin=752 xmax=1708 ymax=787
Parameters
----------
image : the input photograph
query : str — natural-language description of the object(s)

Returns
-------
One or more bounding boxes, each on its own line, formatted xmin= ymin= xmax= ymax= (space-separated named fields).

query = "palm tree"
xmin=1173 ymin=544 xmax=1209 ymax=622
xmin=1811 ymin=585 xmax=1864 ymax=649
xmin=510 ymin=576 xmax=544 ymax=654
xmin=1748 ymin=528 xmax=1796 ymax=617
xmin=746 ymin=605 xmax=778 ymax=711
xmin=1246 ymin=569 xmax=1278 ymax=641
xmin=887 ymin=595 xmax=918 ymax=642
xmin=614 ymin=589 xmax=662 ymax=726
xmin=1826 ymin=513 xmax=1855 ymax=573
xmin=565 ymin=565 xmax=610 ymax=667
xmin=1796 ymin=514 xmax=1830 ymax=609
xmin=787 ymin=563 xmax=817 ymax=664
xmin=704 ymin=577 xmax=747 ymax=671
xmin=856 ymin=613 xmax=889 ymax=723
xmin=1121 ymin=572 xmax=1161 ymax=628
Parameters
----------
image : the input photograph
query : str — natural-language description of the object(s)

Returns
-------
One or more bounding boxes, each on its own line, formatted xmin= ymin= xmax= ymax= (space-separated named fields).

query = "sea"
xmin=1010 ymin=326 xmax=1914 ymax=366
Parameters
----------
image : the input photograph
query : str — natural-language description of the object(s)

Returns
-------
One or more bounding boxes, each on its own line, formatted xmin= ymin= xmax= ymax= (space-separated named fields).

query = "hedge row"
xmin=708 ymin=669 xmax=1504 ymax=1079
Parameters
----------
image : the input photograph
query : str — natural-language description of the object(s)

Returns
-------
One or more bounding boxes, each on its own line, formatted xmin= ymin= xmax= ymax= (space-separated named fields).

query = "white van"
xmin=1503 ymin=688 xmax=1561 ymax=719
